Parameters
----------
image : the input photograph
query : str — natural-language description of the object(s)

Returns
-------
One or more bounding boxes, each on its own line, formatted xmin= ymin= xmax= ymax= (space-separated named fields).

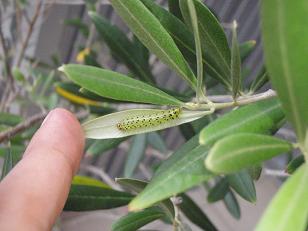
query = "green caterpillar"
xmin=117 ymin=108 xmax=181 ymax=131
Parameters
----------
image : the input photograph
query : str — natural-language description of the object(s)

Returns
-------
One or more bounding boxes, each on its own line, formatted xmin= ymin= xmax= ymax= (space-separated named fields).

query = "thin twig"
xmin=0 ymin=110 xmax=88 ymax=143
xmin=16 ymin=0 xmax=42 ymax=67
xmin=0 ymin=112 xmax=48 ymax=143
xmin=263 ymin=168 xmax=289 ymax=178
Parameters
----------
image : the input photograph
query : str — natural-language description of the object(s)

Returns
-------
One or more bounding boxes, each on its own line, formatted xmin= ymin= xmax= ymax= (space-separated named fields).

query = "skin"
xmin=0 ymin=108 xmax=85 ymax=231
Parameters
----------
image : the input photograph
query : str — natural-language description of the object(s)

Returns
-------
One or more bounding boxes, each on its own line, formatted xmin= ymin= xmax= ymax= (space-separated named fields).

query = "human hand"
xmin=0 ymin=109 xmax=85 ymax=231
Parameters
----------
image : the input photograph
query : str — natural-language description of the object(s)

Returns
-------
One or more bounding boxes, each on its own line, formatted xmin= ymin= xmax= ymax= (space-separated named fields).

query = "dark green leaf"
xmin=89 ymin=12 xmax=154 ymax=83
xmin=207 ymin=178 xmax=229 ymax=203
xmin=239 ymin=40 xmax=256 ymax=60
xmin=286 ymin=155 xmax=305 ymax=174
xmin=1 ymin=148 xmax=13 ymax=180
xmin=132 ymin=35 xmax=150 ymax=68
xmin=206 ymin=133 xmax=292 ymax=174
xmin=261 ymin=0 xmax=308 ymax=143
xmin=109 ymin=0 xmax=197 ymax=89
xmin=180 ymin=0 xmax=231 ymax=86
xmin=116 ymin=178 xmax=174 ymax=220
xmin=231 ymin=21 xmax=241 ymax=99
xmin=87 ymin=137 xmax=127 ymax=156
xmin=111 ymin=207 xmax=165 ymax=231
xmin=256 ymin=164 xmax=308 ymax=231
xmin=147 ymin=132 xmax=167 ymax=153
xmin=227 ymin=170 xmax=256 ymax=203
xmin=124 ymin=134 xmax=146 ymax=177
xmin=249 ymin=67 xmax=269 ymax=93
xmin=180 ymin=193 xmax=217 ymax=231
xmin=64 ymin=185 xmax=133 ymax=211
xmin=59 ymin=64 xmax=183 ymax=106
xmin=223 ymin=190 xmax=241 ymax=219
xmin=168 ymin=0 xmax=183 ymax=20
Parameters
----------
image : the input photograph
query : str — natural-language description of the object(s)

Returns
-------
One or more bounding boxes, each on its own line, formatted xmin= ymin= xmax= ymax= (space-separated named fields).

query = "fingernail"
xmin=41 ymin=110 xmax=54 ymax=127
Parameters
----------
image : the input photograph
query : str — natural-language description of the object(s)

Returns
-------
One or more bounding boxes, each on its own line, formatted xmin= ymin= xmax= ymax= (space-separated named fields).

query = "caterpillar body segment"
xmin=117 ymin=108 xmax=181 ymax=131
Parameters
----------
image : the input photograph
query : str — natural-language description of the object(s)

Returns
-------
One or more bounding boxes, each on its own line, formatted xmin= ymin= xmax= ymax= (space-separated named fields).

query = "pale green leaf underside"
xmin=256 ymin=164 xmax=308 ymax=231
xmin=83 ymin=108 xmax=210 ymax=139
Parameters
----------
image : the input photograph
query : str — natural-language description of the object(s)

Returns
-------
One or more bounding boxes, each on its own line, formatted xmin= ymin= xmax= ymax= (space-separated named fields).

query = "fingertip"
xmin=25 ymin=108 xmax=85 ymax=173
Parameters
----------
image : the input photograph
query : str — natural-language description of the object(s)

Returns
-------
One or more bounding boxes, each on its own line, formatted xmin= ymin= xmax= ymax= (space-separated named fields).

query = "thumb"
xmin=0 ymin=109 xmax=85 ymax=231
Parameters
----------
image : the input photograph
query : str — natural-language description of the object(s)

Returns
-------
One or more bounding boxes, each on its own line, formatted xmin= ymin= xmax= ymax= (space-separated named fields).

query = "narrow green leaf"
xmin=89 ymin=12 xmax=154 ymax=83
xmin=207 ymin=178 xmax=229 ymax=203
xmin=1 ymin=148 xmax=13 ymax=180
xmin=124 ymin=134 xmax=146 ymax=177
xmin=141 ymin=0 xmax=230 ymax=88
xmin=249 ymin=68 xmax=269 ymax=93
xmin=0 ymin=113 xmax=22 ymax=126
xmin=261 ymin=0 xmax=308 ymax=143
xmin=59 ymin=64 xmax=183 ymax=106
xmin=256 ymin=164 xmax=308 ymax=231
xmin=223 ymin=190 xmax=241 ymax=219
xmin=72 ymin=175 xmax=110 ymax=189
xmin=64 ymin=185 xmax=133 ymax=211
xmin=227 ymin=170 xmax=256 ymax=203
xmin=0 ymin=145 xmax=24 ymax=160
xmin=87 ymin=137 xmax=127 ymax=156
xmin=239 ymin=40 xmax=256 ymax=60
xmin=199 ymin=99 xmax=285 ymax=146
xmin=109 ymin=0 xmax=197 ymax=89
xmin=111 ymin=207 xmax=165 ymax=231
xmin=132 ymin=35 xmax=150 ymax=67
xmin=168 ymin=0 xmax=183 ymax=20
xmin=286 ymin=155 xmax=305 ymax=174
xmin=180 ymin=0 xmax=231 ymax=83
xmin=180 ymin=193 xmax=217 ymax=231
xmin=116 ymin=178 xmax=174 ymax=220
xmin=129 ymin=144 xmax=212 ymax=211
xmin=206 ymin=133 xmax=292 ymax=174
xmin=187 ymin=0 xmax=204 ymax=99
xmin=83 ymin=108 xmax=210 ymax=139
xmin=147 ymin=132 xmax=167 ymax=153
xmin=129 ymin=99 xmax=284 ymax=211
xmin=231 ymin=21 xmax=241 ymax=99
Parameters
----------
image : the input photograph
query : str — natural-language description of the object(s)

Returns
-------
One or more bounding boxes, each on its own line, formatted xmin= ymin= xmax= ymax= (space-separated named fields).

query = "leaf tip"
xmin=128 ymin=201 xmax=139 ymax=212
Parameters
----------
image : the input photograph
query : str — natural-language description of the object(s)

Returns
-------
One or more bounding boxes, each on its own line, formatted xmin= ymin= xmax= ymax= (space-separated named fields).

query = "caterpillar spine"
xmin=117 ymin=108 xmax=181 ymax=131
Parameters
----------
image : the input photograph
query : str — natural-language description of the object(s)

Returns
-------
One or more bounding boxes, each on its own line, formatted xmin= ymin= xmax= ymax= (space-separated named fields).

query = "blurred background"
xmin=0 ymin=1 xmax=295 ymax=230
